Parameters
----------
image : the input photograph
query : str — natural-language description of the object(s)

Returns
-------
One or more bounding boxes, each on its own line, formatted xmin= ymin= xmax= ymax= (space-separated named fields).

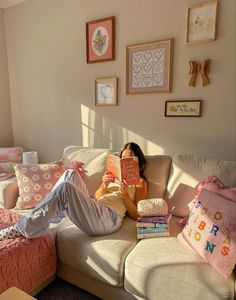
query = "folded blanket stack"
xmin=137 ymin=198 xmax=171 ymax=239
xmin=0 ymin=147 xmax=23 ymax=181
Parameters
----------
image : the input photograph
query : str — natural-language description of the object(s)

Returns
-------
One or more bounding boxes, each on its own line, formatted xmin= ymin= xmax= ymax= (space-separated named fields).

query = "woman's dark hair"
xmin=119 ymin=142 xmax=146 ymax=178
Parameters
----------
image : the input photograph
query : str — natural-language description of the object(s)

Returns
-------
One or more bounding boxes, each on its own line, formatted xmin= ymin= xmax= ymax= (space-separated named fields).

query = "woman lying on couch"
xmin=0 ymin=142 xmax=148 ymax=240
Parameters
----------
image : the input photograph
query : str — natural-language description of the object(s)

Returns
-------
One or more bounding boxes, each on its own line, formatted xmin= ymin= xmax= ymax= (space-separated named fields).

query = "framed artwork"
xmin=86 ymin=16 xmax=115 ymax=63
xmin=126 ymin=39 xmax=173 ymax=94
xmin=186 ymin=0 xmax=218 ymax=45
xmin=95 ymin=77 xmax=118 ymax=106
xmin=165 ymin=100 xmax=202 ymax=117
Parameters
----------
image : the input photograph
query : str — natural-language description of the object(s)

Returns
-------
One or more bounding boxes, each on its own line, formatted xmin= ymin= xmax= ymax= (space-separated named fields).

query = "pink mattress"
xmin=0 ymin=208 xmax=56 ymax=294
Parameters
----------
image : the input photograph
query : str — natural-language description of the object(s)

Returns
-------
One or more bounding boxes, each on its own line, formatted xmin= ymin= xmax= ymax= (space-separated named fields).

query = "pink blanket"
xmin=0 ymin=208 xmax=56 ymax=294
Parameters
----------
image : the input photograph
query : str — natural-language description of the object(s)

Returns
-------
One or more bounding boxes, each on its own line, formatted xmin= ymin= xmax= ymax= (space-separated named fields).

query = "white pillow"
xmin=63 ymin=146 xmax=110 ymax=197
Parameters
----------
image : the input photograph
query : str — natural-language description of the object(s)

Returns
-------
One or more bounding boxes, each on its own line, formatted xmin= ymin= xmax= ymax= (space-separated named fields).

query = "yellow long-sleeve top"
xmin=96 ymin=182 xmax=136 ymax=218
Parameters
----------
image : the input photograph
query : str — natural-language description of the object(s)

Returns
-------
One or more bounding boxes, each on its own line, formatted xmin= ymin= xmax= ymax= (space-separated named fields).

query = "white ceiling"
xmin=0 ymin=0 xmax=27 ymax=9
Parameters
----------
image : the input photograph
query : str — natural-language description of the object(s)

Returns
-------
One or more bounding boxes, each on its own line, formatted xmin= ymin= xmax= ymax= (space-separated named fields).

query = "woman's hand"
xmin=120 ymin=179 xmax=129 ymax=197
xmin=102 ymin=171 xmax=115 ymax=188
xmin=65 ymin=160 xmax=84 ymax=177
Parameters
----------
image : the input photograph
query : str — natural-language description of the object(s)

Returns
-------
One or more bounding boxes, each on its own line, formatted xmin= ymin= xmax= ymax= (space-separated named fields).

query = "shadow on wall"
xmin=80 ymin=104 xmax=164 ymax=155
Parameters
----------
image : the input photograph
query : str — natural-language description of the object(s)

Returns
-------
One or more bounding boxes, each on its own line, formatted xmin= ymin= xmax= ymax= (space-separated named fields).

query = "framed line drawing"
xmin=86 ymin=16 xmax=115 ymax=63
xmin=95 ymin=77 xmax=118 ymax=106
xmin=186 ymin=0 xmax=218 ymax=45
xmin=165 ymin=100 xmax=202 ymax=117
xmin=126 ymin=39 xmax=173 ymax=94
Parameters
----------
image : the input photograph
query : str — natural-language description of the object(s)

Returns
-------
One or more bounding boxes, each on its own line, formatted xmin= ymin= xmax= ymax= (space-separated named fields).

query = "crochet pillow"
xmin=178 ymin=188 xmax=236 ymax=279
xmin=137 ymin=198 xmax=168 ymax=216
xmin=14 ymin=160 xmax=65 ymax=209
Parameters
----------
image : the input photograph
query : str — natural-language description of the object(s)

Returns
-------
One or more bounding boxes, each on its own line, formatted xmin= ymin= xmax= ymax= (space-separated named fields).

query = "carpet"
xmin=36 ymin=277 xmax=101 ymax=300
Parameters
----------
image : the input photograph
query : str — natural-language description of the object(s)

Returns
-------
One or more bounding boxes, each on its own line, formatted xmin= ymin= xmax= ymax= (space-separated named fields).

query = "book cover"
xmin=137 ymin=231 xmax=170 ymax=239
xmin=106 ymin=154 xmax=140 ymax=185
xmin=137 ymin=214 xmax=172 ymax=224
xmin=137 ymin=227 xmax=169 ymax=234
xmin=136 ymin=222 xmax=169 ymax=228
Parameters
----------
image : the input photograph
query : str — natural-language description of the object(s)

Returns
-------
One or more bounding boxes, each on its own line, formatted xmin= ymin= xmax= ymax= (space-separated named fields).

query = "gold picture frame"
xmin=186 ymin=0 xmax=218 ymax=45
xmin=86 ymin=16 xmax=115 ymax=63
xmin=95 ymin=77 xmax=118 ymax=106
xmin=165 ymin=100 xmax=202 ymax=117
xmin=126 ymin=39 xmax=173 ymax=94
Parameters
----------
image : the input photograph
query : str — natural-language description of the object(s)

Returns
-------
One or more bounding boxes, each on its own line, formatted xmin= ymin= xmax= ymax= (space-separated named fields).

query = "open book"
xmin=106 ymin=154 xmax=140 ymax=185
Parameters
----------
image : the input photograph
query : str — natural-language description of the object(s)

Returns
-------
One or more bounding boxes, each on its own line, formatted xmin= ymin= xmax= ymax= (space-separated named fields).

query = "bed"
xmin=0 ymin=208 xmax=57 ymax=295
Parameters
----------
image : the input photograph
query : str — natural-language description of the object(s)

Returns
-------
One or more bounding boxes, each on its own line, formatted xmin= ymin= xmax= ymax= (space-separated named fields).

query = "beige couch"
xmin=55 ymin=146 xmax=236 ymax=300
xmin=0 ymin=146 xmax=235 ymax=299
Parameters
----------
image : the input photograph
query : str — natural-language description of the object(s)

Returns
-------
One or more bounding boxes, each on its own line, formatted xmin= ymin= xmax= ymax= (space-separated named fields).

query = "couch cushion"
xmin=56 ymin=217 xmax=138 ymax=287
xmin=166 ymin=154 xmax=236 ymax=217
xmin=125 ymin=236 xmax=235 ymax=300
xmin=144 ymin=155 xmax=172 ymax=199
xmin=0 ymin=179 xmax=16 ymax=208
xmin=63 ymin=146 xmax=110 ymax=197
xmin=2 ymin=181 xmax=19 ymax=209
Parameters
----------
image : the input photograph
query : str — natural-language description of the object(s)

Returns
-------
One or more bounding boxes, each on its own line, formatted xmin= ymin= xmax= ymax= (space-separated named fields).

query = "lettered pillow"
xmin=14 ymin=160 xmax=65 ymax=209
xmin=178 ymin=188 xmax=236 ymax=279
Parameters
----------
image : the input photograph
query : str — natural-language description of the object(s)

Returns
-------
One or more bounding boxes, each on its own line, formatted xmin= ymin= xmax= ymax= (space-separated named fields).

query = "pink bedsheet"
xmin=0 ymin=208 xmax=56 ymax=294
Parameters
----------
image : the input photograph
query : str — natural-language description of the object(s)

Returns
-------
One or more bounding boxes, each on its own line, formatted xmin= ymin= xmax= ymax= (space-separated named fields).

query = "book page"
xmin=120 ymin=156 xmax=140 ymax=185
xmin=106 ymin=154 xmax=122 ymax=181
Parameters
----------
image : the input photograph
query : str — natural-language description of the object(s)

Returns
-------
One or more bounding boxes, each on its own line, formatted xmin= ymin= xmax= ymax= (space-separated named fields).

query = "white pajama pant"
xmin=16 ymin=169 xmax=122 ymax=238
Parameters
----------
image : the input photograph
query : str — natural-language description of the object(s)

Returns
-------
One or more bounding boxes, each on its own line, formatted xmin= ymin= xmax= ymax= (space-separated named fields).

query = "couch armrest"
xmin=0 ymin=179 xmax=18 ymax=209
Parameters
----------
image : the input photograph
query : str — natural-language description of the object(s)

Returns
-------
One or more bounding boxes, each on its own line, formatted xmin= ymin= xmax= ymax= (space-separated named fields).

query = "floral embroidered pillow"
xmin=178 ymin=188 xmax=236 ymax=279
xmin=14 ymin=160 xmax=65 ymax=209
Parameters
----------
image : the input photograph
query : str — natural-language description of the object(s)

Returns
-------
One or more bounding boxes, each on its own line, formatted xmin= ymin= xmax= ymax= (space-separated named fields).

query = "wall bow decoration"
xmin=189 ymin=59 xmax=211 ymax=87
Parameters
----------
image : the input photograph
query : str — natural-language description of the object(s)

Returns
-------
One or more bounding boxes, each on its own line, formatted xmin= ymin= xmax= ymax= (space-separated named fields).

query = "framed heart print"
xmin=126 ymin=39 xmax=173 ymax=94
xmin=95 ymin=77 xmax=118 ymax=106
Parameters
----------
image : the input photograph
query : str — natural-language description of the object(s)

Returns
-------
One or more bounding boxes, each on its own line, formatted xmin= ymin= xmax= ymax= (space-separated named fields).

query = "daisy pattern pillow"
xmin=14 ymin=160 xmax=65 ymax=209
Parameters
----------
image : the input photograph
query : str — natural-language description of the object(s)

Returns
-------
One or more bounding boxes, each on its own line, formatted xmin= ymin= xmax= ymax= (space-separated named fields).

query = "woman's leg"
xmin=0 ymin=169 xmax=122 ymax=239
xmin=50 ymin=168 xmax=90 ymax=223
xmin=52 ymin=168 xmax=90 ymax=198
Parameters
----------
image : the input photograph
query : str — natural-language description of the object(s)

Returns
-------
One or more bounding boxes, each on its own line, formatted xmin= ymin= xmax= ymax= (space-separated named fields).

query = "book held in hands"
xmin=106 ymin=154 xmax=140 ymax=185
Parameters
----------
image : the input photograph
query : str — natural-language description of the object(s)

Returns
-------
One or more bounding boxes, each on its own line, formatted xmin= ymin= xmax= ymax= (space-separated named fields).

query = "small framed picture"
xmin=86 ymin=16 xmax=115 ymax=63
xmin=95 ymin=77 xmax=118 ymax=106
xmin=165 ymin=100 xmax=202 ymax=117
xmin=126 ymin=39 xmax=173 ymax=94
xmin=186 ymin=0 xmax=218 ymax=45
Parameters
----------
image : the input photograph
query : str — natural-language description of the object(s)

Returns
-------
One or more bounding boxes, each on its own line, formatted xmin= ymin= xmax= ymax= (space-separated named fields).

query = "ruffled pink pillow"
xmin=188 ymin=176 xmax=236 ymax=211
xmin=14 ymin=160 xmax=65 ymax=209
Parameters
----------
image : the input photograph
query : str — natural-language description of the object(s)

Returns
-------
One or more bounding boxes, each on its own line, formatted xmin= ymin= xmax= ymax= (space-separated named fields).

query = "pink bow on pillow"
xmin=65 ymin=160 xmax=84 ymax=177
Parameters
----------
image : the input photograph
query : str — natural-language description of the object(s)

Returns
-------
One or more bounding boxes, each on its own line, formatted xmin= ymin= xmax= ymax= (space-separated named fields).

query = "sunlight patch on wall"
xmin=80 ymin=104 xmax=164 ymax=154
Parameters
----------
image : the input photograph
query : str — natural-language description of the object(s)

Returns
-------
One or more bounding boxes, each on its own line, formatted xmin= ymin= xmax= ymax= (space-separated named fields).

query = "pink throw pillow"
xmin=188 ymin=176 xmax=236 ymax=211
xmin=14 ymin=160 xmax=65 ymax=209
xmin=0 ymin=147 xmax=23 ymax=162
xmin=178 ymin=188 xmax=236 ymax=279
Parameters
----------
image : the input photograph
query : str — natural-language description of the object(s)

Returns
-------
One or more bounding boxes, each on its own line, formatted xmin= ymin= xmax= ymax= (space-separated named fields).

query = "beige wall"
xmin=4 ymin=0 xmax=236 ymax=162
xmin=0 ymin=8 xmax=13 ymax=146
